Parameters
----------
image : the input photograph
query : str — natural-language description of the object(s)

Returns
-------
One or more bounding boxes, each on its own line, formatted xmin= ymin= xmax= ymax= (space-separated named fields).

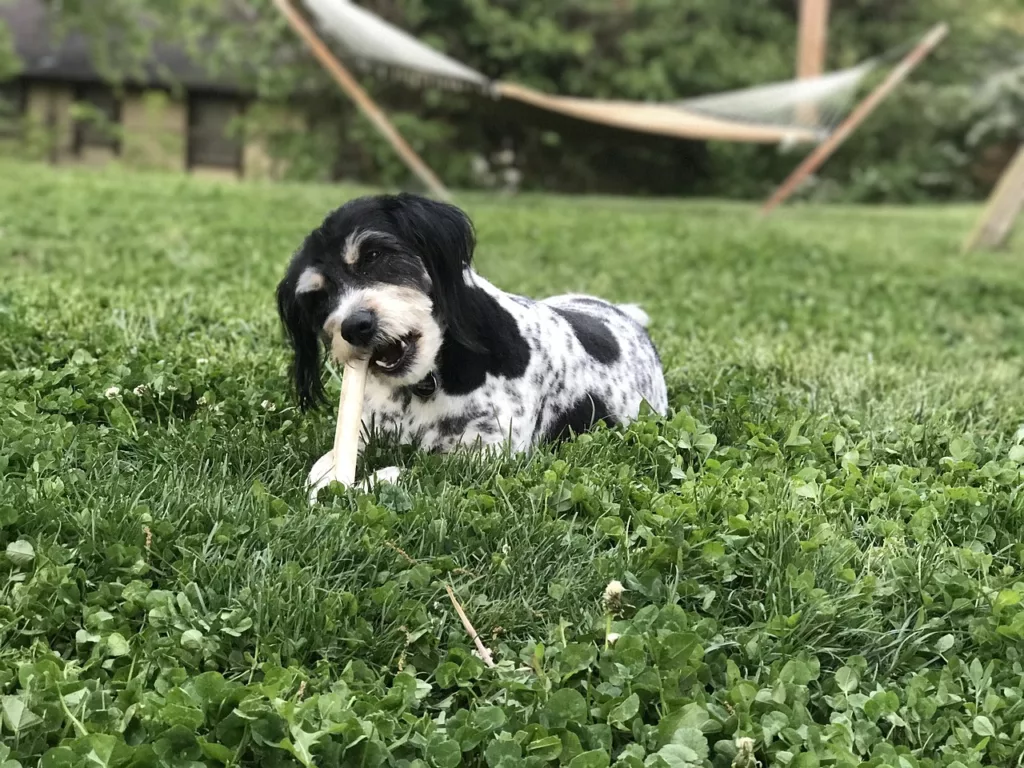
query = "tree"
xmin=12 ymin=0 xmax=1024 ymax=199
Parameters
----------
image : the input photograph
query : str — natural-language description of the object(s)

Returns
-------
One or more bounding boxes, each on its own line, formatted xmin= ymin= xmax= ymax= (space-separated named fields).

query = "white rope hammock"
xmin=677 ymin=62 xmax=878 ymax=133
xmin=300 ymin=0 xmax=884 ymax=145
xmin=302 ymin=0 xmax=490 ymax=90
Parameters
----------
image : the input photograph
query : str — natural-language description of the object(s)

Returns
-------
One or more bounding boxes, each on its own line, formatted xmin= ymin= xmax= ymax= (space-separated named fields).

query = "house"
xmin=0 ymin=0 xmax=295 ymax=180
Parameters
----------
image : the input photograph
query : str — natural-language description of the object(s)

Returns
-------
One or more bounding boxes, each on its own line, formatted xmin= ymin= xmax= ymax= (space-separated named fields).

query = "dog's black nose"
xmin=340 ymin=308 xmax=377 ymax=347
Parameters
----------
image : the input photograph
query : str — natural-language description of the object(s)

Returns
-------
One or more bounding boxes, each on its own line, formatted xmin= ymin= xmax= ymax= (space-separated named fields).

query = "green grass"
xmin=1 ymin=159 xmax=1023 ymax=768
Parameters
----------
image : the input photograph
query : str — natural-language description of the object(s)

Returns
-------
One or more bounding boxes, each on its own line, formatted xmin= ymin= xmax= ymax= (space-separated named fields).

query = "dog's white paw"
xmin=359 ymin=465 xmax=402 ymax=490
xmin=306 ymin=454 xmax=403 ymax=504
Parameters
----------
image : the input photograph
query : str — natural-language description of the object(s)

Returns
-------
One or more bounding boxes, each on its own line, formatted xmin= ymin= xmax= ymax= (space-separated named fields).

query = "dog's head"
xmin=276 ymin=193 xmax=480 ymax=409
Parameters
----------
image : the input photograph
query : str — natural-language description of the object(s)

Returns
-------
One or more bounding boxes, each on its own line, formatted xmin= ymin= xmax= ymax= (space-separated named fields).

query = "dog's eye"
xmin=365 ymin=249 xmax=382 ymax=260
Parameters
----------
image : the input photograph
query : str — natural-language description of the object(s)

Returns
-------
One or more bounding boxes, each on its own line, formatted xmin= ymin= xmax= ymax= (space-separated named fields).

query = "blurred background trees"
xmin=5 ymin=0 xmax=1024 ymax=201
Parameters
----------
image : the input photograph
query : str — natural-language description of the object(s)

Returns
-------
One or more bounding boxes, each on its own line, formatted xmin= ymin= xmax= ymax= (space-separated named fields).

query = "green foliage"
xmin=67 ymin=101 xmax=123 ymax=147
xmin=965 ymin=63 xmax=1024 ymax=150
xmin=12 ymin=0 xmax=1022 ymax=200
xmin=3 ymin=161 xmax=1024 ymax=765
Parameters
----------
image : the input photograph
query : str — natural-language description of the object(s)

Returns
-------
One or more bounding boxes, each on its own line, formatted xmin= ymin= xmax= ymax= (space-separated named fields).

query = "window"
xmin=0 ymin=79 xmax=25 ymax=137
xmin=187 ymin=94 xmax=244 ymax=171
xmin=73 ymin=84 xmax=121 ymax=153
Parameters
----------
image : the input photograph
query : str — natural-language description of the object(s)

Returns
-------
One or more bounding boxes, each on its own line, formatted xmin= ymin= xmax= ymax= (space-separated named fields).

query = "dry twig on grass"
xmin=445 ymin=584 xmax=495 ymax=668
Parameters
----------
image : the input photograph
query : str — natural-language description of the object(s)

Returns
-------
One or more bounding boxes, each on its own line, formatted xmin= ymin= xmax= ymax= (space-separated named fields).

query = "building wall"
xmin=242 ymin=102 xmax=303 ymax=182
xmin=121 ymin=90 xmax=187 ymax=172
xmin=24 ymin=82 xmax=74 ymax=162
xmin=12 ymin=80 xmax=296 ymax=181
xmin=190 ymin=166 xmax=242 ymax=181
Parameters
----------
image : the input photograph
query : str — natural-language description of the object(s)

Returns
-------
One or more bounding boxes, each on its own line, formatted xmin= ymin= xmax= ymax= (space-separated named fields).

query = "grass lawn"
xmin=2 ymin=160 xmax=1023 ymax=768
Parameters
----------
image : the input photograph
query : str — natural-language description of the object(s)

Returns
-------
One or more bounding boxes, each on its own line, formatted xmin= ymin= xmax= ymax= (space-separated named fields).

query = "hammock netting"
xmin=300 ymin=0 xmax=885 ymax=145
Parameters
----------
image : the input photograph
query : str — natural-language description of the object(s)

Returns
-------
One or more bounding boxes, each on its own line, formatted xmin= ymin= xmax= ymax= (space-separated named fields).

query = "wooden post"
xmin=762 ymin=22 xmax=949 ymax=215
xmin=796 ymin=0 xmax=829 ymax=80
xmin=272 ymin=0 xmax=451 ymax=200
xmin=796 ymin=0 xmax=830 ymax=125
xmin=963 ymin=145 xmax=1024 ymax=252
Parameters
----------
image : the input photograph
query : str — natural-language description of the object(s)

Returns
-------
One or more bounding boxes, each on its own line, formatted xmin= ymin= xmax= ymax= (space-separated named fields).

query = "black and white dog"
xmin=275 ymin=193 xmax=667 ymax=498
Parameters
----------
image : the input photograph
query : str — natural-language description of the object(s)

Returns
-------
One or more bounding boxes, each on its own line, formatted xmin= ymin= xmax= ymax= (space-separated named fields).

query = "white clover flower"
xmin=197 ymin=358 xmax=209 ymax=365
xmin=606 ymin=632 xmax=620 ymax=645
xmin=133 ymin=385 xmax=148 ymax=397
xmin=261 ymin=400 xmax=276 ymax=412
xmin=197 ymin=395 xmax=208 ymax=406
xmin=104 ymin=386 xmax=121 ymax=399
xmin=603 ymin=580 xmax=624 ymax=611
xmin=732 ymin=737 xmax=759 ymax=768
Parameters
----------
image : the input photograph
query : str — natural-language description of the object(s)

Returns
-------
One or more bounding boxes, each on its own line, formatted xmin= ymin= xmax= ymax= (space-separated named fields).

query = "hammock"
xmin=299 ymin=0 xmax=885 ymax=145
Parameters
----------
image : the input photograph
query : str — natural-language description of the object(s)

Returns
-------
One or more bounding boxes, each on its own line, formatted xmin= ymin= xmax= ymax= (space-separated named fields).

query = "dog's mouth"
xmin=371 ymin=334 xmax=417 ymax=374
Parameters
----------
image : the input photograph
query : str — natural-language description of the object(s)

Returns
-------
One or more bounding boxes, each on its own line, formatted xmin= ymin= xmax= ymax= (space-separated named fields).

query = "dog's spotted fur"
xmin=276 ymin=193 xmax=667 ymax=496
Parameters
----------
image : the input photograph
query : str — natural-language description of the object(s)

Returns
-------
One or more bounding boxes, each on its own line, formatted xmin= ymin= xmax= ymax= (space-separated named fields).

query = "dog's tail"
xmin=617 ymin=303 xmax=651 ymax=327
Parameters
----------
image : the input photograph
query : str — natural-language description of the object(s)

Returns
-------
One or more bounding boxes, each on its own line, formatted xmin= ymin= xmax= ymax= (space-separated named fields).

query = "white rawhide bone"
xmin=333 ymin=357 xmax=368 ymax=486
xmin=306 ymin=357 xmax=369 ymax=502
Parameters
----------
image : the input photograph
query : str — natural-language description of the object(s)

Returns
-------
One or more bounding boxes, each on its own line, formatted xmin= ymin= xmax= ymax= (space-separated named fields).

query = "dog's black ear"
xmin=276 ymin=271 xmax=326 ymax=410
xmin=390 ymin=194 xmax=485 ymax=352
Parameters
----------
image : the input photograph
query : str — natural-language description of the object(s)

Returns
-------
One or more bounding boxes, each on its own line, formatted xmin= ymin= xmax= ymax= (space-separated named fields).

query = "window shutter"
xmin=187 ymin=94 xmax=244 ymax=171
xmin=0 ymin=79 xmax=25 ymax=137
xmin=74 ymin=84 xmax=121 ymax=152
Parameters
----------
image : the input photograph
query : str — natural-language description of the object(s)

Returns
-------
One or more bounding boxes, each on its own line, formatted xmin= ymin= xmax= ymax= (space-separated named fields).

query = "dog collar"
xmin=410 ymin=371 xmax=438 ymax=400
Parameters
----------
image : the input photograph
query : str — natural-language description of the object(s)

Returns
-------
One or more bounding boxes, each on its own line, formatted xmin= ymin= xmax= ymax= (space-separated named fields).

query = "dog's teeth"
xmin=372 ymin=339 xmax=409 ymax=372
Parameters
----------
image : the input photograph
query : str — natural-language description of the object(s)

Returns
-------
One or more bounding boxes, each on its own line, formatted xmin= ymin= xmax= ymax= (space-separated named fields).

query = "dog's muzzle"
xmin=340 ymin=308 xmax=377 ymax=347
xmin=335 ymin=306 xmax=417 ymax=375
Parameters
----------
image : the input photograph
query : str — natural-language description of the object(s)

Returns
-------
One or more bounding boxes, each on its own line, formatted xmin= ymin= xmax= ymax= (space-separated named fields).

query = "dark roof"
xmin=1 ymin=0 xmax=250 ymax=93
